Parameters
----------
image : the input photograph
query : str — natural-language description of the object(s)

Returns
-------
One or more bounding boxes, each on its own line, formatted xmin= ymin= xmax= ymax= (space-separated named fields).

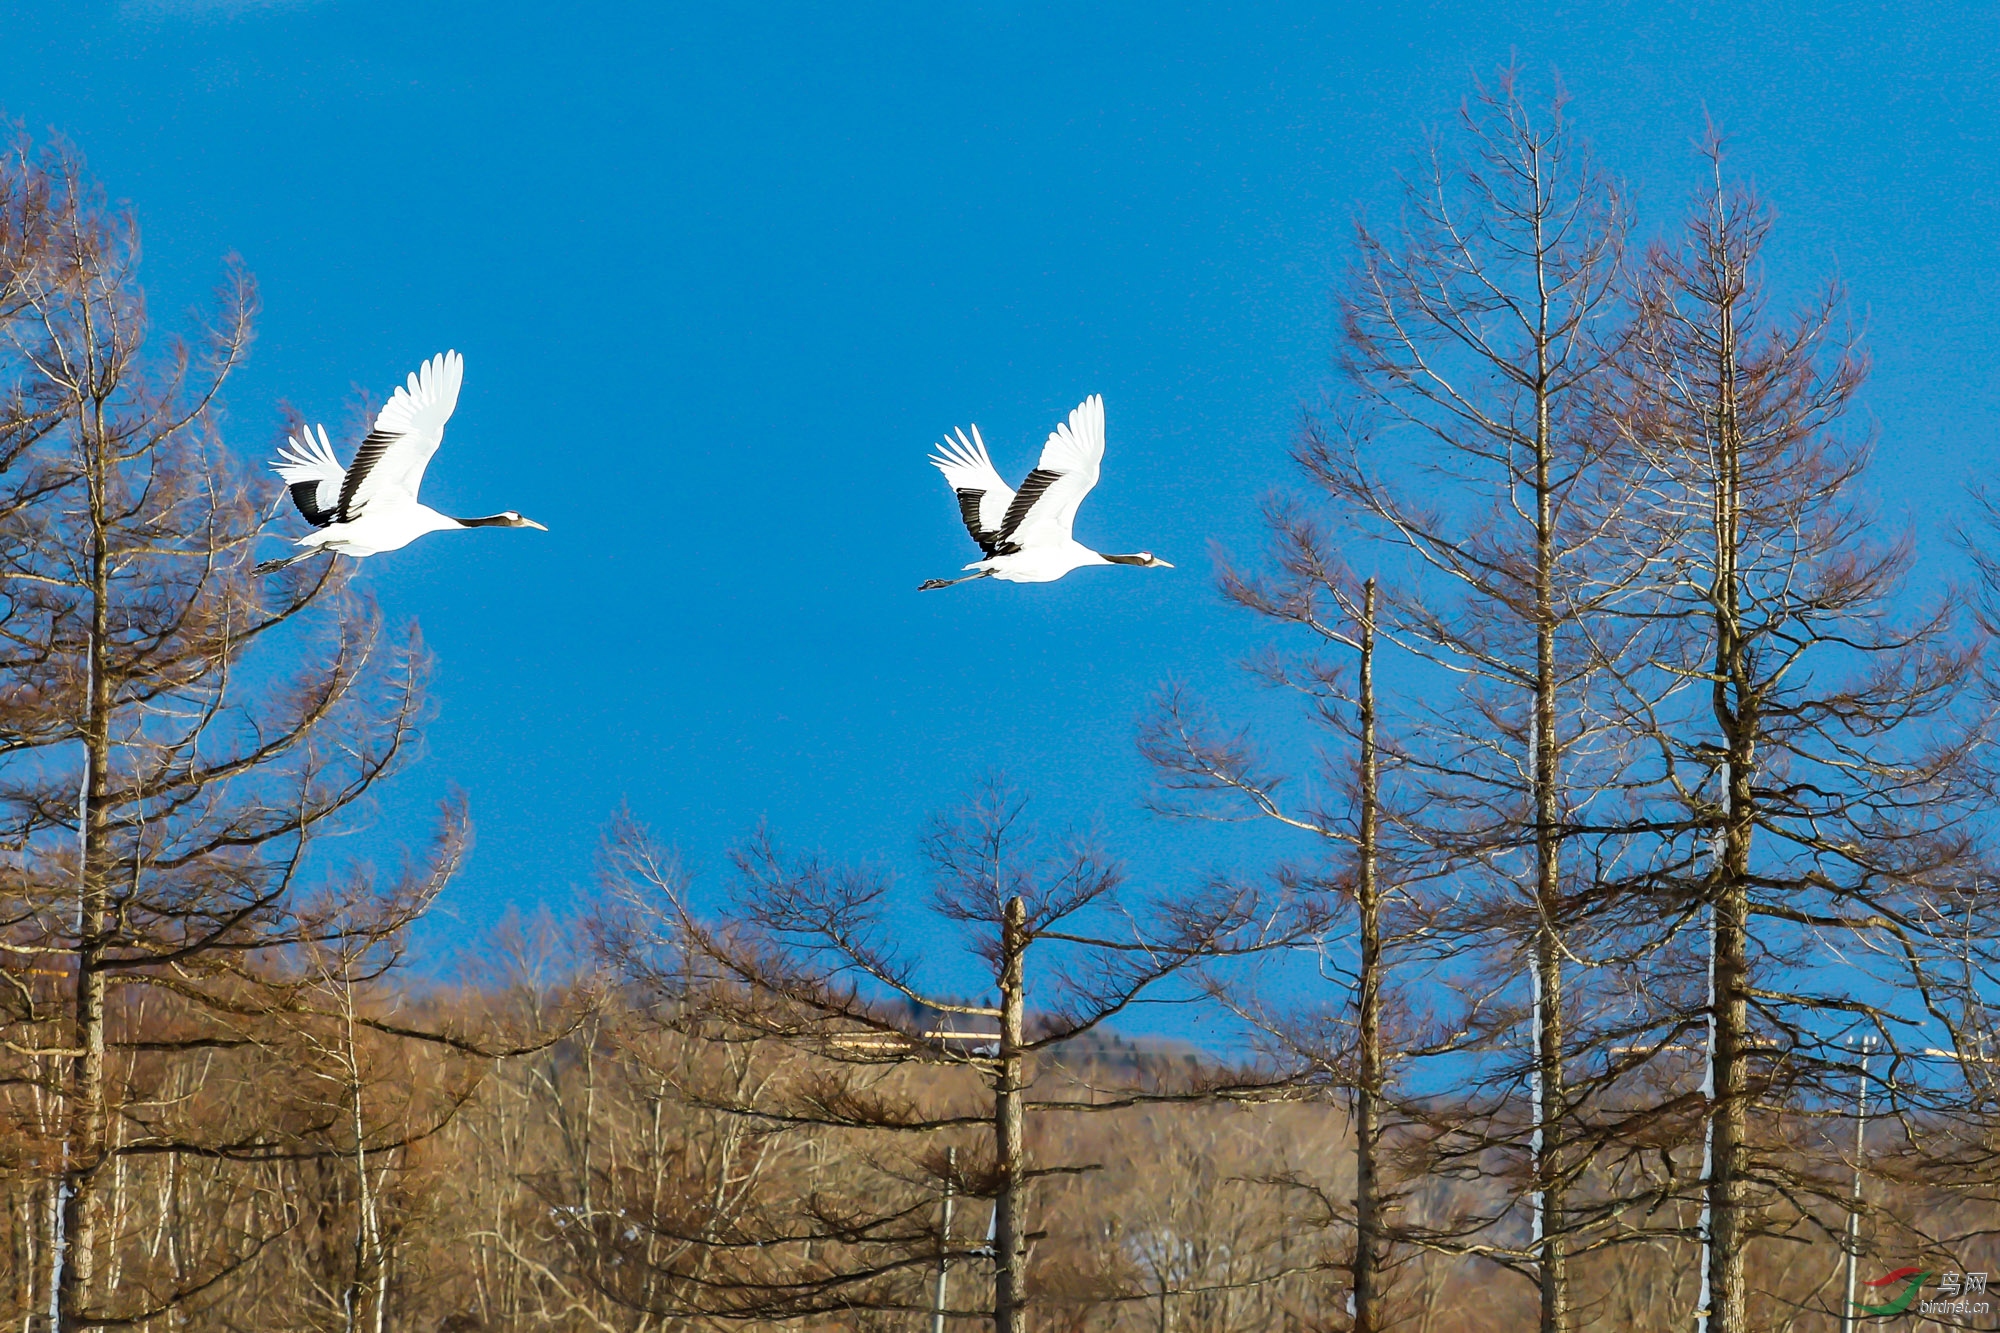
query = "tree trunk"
xmin=58 ymin=408 xmax=113 ymax=1333
xmin=1702 ymin=268 xmax=1751 ymax=1333
xmin=1705 ymin=806 xmax=1750 ymax=1333
xmin=1353 ymin=579 xmax=1384 ymax=1333
xmin=1532 ymin=926 xmax=1567 ymax=1333
xmin=1532 ymin=269 xmax=1570 ymax=1333
xmin=994 ymin=896 xmax=1029 ymax=1333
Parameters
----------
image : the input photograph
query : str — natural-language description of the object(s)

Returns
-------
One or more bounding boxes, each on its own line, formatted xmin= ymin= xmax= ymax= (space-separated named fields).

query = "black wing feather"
xmin=336 ymin=430 xmax=399 ymax=522
xmin=956 ymin=488 xmax=1012 ymax=558
xmin=999 ymin=468 xmax=1063 ymax=542
xmin=289 ymin=480 xmax=337 ymax=528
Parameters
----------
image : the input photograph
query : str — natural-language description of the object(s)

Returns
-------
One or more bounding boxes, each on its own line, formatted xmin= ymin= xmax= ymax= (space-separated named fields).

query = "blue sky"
xmin=4 ymin=1 xmax=1997 ymax=991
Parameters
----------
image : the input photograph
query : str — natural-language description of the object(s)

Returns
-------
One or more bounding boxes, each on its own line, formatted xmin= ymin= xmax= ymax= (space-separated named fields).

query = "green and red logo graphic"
xmin=1858 ymin=1267 xmax=1933 ymax=1316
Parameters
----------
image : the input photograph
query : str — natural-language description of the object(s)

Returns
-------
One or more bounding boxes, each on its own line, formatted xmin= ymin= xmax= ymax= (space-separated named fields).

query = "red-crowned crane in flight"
xmin=258 ymin=351 xmax=546 ymax=574
xmin=920 ymin=394 xmax=1170 ymax=591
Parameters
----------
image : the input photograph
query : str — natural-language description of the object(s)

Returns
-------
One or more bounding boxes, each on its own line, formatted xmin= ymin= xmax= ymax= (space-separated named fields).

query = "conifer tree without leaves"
xmin=1146 ymin=562 xmax=1433 ymax=1330
xmin=1617 ymin=143 xmax=1984 ymax=1332
xmin=0 ymin=138 xmax=456 ymax=1331
xmin=1293 ymin=72 xmax=1652 ymax=1333
xmin=597 ymin=782 xmax=1282 ymax=1332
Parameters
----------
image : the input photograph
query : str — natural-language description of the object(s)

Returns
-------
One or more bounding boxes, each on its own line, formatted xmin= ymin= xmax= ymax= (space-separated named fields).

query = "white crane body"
xmin=284 ymin=496 xmax=465 ymax=559
xmin=968 ymin=538 xmax=1111 ymax=584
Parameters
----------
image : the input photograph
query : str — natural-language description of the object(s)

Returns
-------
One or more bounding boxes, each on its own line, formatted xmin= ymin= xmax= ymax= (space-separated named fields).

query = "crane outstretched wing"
xmin=929 ymin=424 xmax=1018 ymax=557
xmin=998 ymin=394 xmax=1104 ymax=550
xmin=271 ymin=424 xmax=345 ymax=529
xmin=336 ymin=350 xmax=465 ymax=521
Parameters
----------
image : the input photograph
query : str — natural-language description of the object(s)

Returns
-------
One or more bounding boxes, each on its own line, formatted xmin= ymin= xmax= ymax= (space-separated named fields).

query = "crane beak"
xmin=1153 ymin=557 xmax=1174 ymax=568
xmin=522 ymin=517 xmax=548 ymax=531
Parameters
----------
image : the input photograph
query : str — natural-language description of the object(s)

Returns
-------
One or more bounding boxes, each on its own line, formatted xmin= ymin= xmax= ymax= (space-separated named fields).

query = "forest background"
xmin=5 ymin=3 xmax=2000 ymax=1332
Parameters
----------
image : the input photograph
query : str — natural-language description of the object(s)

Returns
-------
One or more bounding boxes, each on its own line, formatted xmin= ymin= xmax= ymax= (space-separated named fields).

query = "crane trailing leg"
xmin=918 ymin=570 xmax=994 ymax=591
xmin=254 ymin=547 xmax=329 ymax=575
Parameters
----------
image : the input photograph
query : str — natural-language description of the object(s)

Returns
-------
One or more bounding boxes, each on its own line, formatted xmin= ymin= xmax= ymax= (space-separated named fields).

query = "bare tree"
xmin=1146 ymin=555 xmax=1451 ymax=1333
xmin=1155 ymin=68 xmax=1658 ymax=1333
xmin=597 ymin=781 xmax=1285 ymax=1332
xmin=0 ymin=135 xmax=460 ymax=1330
xmin=1614 ymin=139 xmax=1987 ymax=1332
